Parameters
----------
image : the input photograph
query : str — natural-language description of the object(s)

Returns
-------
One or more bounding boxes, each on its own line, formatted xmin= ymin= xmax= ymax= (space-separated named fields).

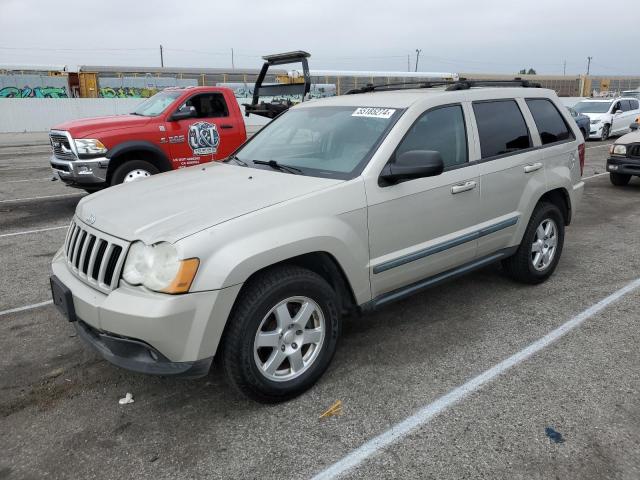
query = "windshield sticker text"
xmin=352 ymin=107 xmax=396 ymax=119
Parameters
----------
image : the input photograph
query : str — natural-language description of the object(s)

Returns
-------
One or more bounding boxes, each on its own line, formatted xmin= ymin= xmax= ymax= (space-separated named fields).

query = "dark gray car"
xmin=568 ymin=107 xmax=589 ymax=139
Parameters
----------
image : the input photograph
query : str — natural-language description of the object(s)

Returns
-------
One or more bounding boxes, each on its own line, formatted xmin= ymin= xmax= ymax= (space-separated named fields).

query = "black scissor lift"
xmin=244 ymin=51 xmax=311 ymax=119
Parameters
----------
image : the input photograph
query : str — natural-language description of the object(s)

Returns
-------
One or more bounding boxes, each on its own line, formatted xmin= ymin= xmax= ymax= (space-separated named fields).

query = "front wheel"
xmin=600 ymin=124 xmax=611 ymax=141
xmin=502 ymin=202 xmax=565 ymax=284
xmin=610 ymin=172 xmax=631 ymax=186
xmin=110 ymin=160 xmax=159 ymax=186
xmin=220 ymin=265 xmax=341 ymax=403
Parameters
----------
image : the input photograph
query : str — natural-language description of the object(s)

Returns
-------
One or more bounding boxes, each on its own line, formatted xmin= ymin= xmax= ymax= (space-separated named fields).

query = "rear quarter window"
xmin=525 ymin=98 xmax=575 ymax=145
xmin=473 ymin=100 xmax=531 ymax=159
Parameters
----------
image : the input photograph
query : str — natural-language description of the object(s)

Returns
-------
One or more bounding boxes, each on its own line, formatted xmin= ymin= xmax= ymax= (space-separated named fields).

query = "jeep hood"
xmin=53 ymin=115 xmax=152 ymax=138
xmin=616 ymin=130 xmax=640 ymax=145
xmin=75 ymin=162 xmax=343 ymax=244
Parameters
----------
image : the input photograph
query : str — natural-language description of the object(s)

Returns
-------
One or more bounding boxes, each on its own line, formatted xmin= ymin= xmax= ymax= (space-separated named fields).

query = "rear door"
xmin=472 ymin=98 xmax=543 ymax=258
xmin=165 ymin=92 xmax=239 ymax=169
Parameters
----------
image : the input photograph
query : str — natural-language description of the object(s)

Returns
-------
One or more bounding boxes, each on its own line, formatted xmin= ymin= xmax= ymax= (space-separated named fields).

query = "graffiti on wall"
xmin=0 ymin=86 xmax=69 ymax=98
xmin=99 ymin=87 xmax=159 ymax=98
xmin=98 ymin=76 xmax=197 ymax=98
xmin=217 ymin=82 xmax=337 ymax=100
xmin=0 ymin=74 xmax=69 ymax=98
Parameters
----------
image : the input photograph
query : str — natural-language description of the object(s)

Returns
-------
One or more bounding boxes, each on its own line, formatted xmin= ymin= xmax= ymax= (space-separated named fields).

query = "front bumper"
xmin=589 ymin=123 xmax=604 ymax=139
xmin=73 ymin=319 xmax=212 ymax=377
xmin=607 ymin=155 xmax=640 ymax=176
xmin=51 ymin=249 xmax=242 ymax=375
xmin=50 ymin=154 xmax=109 ymax=187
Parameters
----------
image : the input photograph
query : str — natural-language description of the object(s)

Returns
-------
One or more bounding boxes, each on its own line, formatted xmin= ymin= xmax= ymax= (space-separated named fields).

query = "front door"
xmin=366 ymin=103 xmax=481 ymax=298
xmin=166 ymin=92 xmax=238 ymax=169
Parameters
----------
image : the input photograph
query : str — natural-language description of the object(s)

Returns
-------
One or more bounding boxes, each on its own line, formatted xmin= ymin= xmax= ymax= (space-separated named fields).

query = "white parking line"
xmin=582 ymin=172 xmax=609 ymax=180
xmin=0 ymin=300 xmax=53 ymax=317
xmin=0 ymin=225 xmax=68 ymax=238
xmin=310 ymin=277 xmax=640 ymax=480
xmin=2 ymin=177 xmax=53 ymax=184
xmin=0 ymin=192 xmax=83 ymax=204
xmin=586 ymin=144 xmax=611 ymax=150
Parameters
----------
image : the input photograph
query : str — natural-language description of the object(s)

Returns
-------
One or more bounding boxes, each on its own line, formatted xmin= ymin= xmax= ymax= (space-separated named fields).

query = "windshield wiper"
xmin=226 ymin=155 xmax=248 ymax=166
xmin=252 ymin=160 xmax=302 ymax=175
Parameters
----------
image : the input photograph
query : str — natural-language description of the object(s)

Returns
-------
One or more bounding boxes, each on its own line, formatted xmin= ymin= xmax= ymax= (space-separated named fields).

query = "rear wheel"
xmin=502 ymin=202 xmax=565 ymax=284
xmin=610 ymin=172 xmax=631 ymax=186
xmin=220 ymin=265 xmax=341 ymax=403
xmin=111 ymin=160 xmax=159 ymax=186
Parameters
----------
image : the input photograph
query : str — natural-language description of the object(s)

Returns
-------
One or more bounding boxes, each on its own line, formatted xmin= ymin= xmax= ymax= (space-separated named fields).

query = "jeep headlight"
xmin=74 ymin=138 xmax=107 ymax=156
xmin=610 ymin=144 xmax=627 ymax=156
xmin=122 ymin=241 xmax=199 ymax=294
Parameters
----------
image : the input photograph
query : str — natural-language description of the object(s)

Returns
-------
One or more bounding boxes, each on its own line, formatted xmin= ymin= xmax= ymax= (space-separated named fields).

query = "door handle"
xmin=451 ymin=181 xmax=477 ymax=194
xmin=220 ymin=124 xmax=234 ymax=129
xmin=524 ymin=162 xmax=543 ymax=173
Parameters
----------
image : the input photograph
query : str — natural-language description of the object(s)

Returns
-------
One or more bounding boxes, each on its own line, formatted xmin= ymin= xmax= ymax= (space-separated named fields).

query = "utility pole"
xmin=407 ymin=54 xmax=410 ymax=72
xmin=586 ymin=56 xmax=592 ymax=76
xmin=563 ymin=60 xmax=566 ymax=76
xmin=231 ymin=48 xmax=235 ymax=70
xmin=415 ymin=49 xmax=422 ymax=72
xmin=159 ymin=45 xmax=164 ymax=68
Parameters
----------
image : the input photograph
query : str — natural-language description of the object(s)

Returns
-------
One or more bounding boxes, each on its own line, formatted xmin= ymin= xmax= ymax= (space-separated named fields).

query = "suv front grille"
xmin=64 ymin=219 xmax=128 ymax=293
xmin=50 ymin=132 xmax=76 ymax=161
xmin=628 ymin=144 xmax=640 ymax=159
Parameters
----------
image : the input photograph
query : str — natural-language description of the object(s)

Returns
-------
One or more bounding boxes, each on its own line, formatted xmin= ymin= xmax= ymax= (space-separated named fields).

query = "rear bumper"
xmin=607 ymin=156 xmax=640 ymax=176
xmin=50 ymin=154 xmax=109 ymax=187
xmin=74 ymin=319 xmax=212 ymax=378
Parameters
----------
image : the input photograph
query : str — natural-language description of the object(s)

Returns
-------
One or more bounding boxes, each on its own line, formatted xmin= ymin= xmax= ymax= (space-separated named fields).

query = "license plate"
xmin=50 ymin=275 xmax=77 ymax=322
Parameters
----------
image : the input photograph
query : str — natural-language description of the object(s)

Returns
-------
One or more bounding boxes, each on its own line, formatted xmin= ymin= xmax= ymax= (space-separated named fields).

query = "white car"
xmin=573 ymin=97 xmax=640 ymax=140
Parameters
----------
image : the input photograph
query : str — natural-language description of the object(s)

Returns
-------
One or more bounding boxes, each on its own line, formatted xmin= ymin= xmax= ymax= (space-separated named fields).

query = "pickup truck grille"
xmin=628 ymin=144 xmax=640 ymax=159
xmin=64 ymin=219 xmax=128 ymax=293
xmin=50 ymin=132 xmax=76 ymax=161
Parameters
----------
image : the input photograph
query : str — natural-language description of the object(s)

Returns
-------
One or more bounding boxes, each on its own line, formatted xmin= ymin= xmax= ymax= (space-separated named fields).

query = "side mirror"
xmin=379 ymin=150 xmax=444 ymax=186
xmin=630 ymin=122 xmax=639 ymax=131
xmin=614 ymin=109 xmax=623 ymax=115
xmin=170 ymin=105 xmax=196 ymax=121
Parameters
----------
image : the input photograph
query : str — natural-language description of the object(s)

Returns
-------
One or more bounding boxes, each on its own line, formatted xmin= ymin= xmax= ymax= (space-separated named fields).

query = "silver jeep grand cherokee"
xmin=50 ymin=80 xmax=585 ymax=402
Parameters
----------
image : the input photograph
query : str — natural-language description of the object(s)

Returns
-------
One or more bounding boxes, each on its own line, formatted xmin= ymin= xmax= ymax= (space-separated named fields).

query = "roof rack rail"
xmin=345 ymin=77 xmax=541 ymax=95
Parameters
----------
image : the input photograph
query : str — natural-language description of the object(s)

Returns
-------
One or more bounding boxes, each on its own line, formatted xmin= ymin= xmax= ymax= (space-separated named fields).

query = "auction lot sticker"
xmin=352 ymin=107 xmax=396 ymax=119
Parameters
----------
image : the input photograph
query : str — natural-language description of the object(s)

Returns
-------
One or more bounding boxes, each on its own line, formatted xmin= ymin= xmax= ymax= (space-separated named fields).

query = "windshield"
xmin=232 ymin=106 xmax=402 ymax=179
xmin=573 ymin=101 xmax=612 ymax=114
xmin=132 ymin=90 xmax=183 ymax=116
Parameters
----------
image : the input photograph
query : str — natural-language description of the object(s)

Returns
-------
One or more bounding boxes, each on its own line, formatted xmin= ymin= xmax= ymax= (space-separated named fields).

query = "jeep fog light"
xmin=122 ymin=241 xmax=199 ymax=294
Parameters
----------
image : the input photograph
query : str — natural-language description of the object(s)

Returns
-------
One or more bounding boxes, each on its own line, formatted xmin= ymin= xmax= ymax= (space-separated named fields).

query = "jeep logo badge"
xmin=86 ymin=214 xmax=96 ymax=225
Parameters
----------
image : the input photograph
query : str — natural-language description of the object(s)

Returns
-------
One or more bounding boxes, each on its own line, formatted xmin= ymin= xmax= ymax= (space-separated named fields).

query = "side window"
xmin=631 ymin=100 xmax=640 ymax=110
xmin=182 ymin=93 xmax=229 ymax=118
xmin=396 ymin=105 xmax=468 ymax=169
xmin=473 ymin=100 xmax=531 ymax=158
xmin=525 ymin=98 xmax=575 ymax=145
xmin=611 ymin=101 xmax=622 ymax=113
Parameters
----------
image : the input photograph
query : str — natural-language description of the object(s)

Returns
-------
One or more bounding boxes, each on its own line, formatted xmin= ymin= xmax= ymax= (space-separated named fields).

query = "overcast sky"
xmin=0 ymin=0 xmax=637 ymax=76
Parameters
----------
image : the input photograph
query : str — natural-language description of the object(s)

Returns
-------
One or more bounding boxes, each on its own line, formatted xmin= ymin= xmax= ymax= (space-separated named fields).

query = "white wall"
xmin=0 ymin=98 xmax=271 ymax=133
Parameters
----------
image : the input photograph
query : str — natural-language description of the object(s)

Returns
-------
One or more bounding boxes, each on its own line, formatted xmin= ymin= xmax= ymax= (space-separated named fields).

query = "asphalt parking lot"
xmin=1 ymin=137 xmax=639 ymax=480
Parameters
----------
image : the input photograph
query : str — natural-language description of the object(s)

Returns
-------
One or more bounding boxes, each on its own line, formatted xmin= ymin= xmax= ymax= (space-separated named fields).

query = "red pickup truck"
xmin=49 ymin=86 xmax=247 ymax=190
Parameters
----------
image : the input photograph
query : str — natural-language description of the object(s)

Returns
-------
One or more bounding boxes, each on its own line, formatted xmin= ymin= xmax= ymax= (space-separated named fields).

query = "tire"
xmin=110 ymin=160 xmax=159 ymax=186
xmin=220 ymin=265 xmax=341 ymax=403
xmin=600 ymin=124 xmax=611 ymax=141
xmin=610 ymin=172 xmax=631 ymax=186
xmin=502 ymin=202 xmax=565 ymax=285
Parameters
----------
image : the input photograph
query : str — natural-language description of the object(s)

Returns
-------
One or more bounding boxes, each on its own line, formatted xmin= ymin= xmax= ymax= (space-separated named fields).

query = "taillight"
xmin=578 ymin=143 xmax=585 ymax=176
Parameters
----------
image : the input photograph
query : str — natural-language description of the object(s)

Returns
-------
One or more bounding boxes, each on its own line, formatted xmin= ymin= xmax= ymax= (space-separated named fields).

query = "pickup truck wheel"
xmin=220 ymin=265 xmax=340 ymax=403
xmin=610 ymin=172 xmax=631 ymax=186
xmin=111 ymin=160 xmax=159 ymax=186
xmin=502 ymin=202 xmax=565 ymax=285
